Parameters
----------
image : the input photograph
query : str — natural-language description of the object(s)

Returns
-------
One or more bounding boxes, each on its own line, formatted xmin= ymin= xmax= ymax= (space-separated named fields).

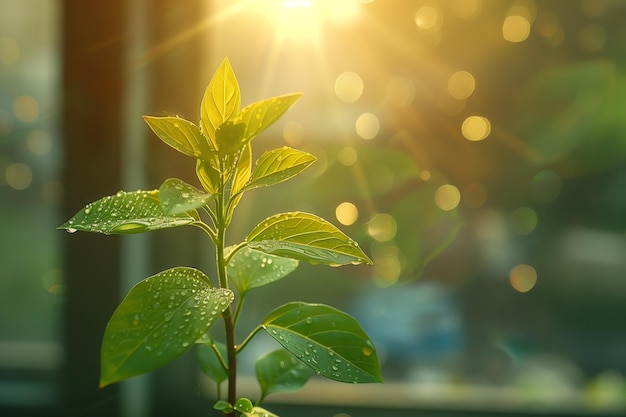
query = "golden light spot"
xmin=450 ymin=0 xmax=480 ymax=19
xmin=27 ymin=130 xmax=52 ymax=156
xmin=462 ymin=116 xmax=491 ymax=141
xmin=356 ymin=113 xmax=380 ymax=140
xmin=415 ymin=5 xmax=442 ymax=32
xmin=448 ymin=71 xmax=476 ymax=100
xmin=509 ymin=207 xmax=538 ymax=235
xmin=337 ymin=146 xmax=358 ymax=166
xmin=336 ymin=202 xmax=359 ymax=226
xmin=335 ymin=71 xmax=364 ymax=103
xmin=435 ymin=184 xmax=461 ymax=211
xmin=371 ymin=244 xmax=401 ymax=287
xmin=420 ymin=170 xmax=431 ymax=181
xmin=6 ymin=162 xmax=33 ymax=190
xmin=0 ymin=37 xmax=20 ymax=65
xmin=13 ymin=95 xmax=39 ymax=122
xmin=503 ymin=15 xmax=531 ymax=43
xmin=283 ymin=121 xmax=304 ymax=146
xmin=509 ymin=264 xmax=537 ymax=293
xmin=462 ymin=182 xmax=488 ymax=208
xmin=385 ymin=76 xmax=415 ymax=108
xmin=368 ymin=213 xmax=397 ymax=242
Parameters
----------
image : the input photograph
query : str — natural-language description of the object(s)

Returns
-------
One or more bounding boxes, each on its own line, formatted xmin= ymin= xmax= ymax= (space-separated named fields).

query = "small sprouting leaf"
xmin=246 ymin=212 xmax=372 ymax=266
xmin=201 ymin=58 xmax=241 ymax=148
xmin=255 ymin=349 xmax=313 ymax=402
xmin=197 ymin=340 xmax=228 ymax=384
xmin=59 ymin=190 xmax=197 ymax=235
xmin=235 ymin=93 xmax=302 ymax=142
xmin=241 ymin=147 xmax=316 ymax=192
xmin=196 ymin=159 xmax=220 ymax=195
xmin=234 ymin=398 xmax=253 ymax=413
xmin=227 ymin=246 xmax=298 ymax=295
xmin=213 ymin=400 xmax=233 ymax=413
xmin=159 ymin=178 xmax=214 ymax=215
xmin=262 ymin=302 xmax=383 ymax=384
xmin=99 ymin=267 xmax=234 ymax=387
xmin=143 ymin=116 xmax=211 ymax=159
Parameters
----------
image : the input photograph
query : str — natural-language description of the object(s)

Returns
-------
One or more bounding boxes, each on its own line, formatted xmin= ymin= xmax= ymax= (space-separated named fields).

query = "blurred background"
xmin=1 ymin=0 xmax=626 ymax=416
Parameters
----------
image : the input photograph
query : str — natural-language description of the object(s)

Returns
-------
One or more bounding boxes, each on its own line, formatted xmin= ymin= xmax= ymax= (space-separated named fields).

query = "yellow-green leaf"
xmin=201 ymin=58 xmax=241 ymax=148
xmin=246 ymin=212 xmax=372 ymax=266
xmin=159 ymin=178 xmax=214 ymax=215
xmin=243 ymin=147 xmax=315 ymax=192
xmin=143 ymin=116 xmax=211 ymax=159
xmin=235 ymin=93 xmax=302 ymax=142
xmin=227 ymin=246 xmax=298 ymax=295
xmin=196 ymin=159 xmax=220 ymax=194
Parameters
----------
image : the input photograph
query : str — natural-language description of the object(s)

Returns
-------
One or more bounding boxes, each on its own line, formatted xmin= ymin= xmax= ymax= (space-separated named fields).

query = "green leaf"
xmin=234 ymin=398 xmax=253 ymax=413
xmin=100 ymin=267 xmax=234 ymax=387
xmin=201 ymin=58 xmax=241 ymax=148
xmin=196 ymin=159 xmax=220 ymax=195
xmin=197 ymin=341 xmax=228 ymax=384
xmin=235 ymin=93 xmax=302 ymax=142
xmin=143 ymin=116 xmax=212 ymax=159
xmin=213 ymin=400 xmax=233 ymax=413
xmin=242 ymin=147 xmax=316 ymax=192
xmin=262 ymin=302 xmax=383 ymax=384
xmin=246 ymin=212 xmax=372 ymax=266
xmin=159 ymin=178 xmax=214 ymax=215
xmin=255 ymin=349 xmax=313 ymax=401
xmin=59 ymin=190 xmax=197 ymax=235
xmin=227 ymin=246 xmax=299 ymax=295
xmin=247 ymin=407 xmax=279 ymax=417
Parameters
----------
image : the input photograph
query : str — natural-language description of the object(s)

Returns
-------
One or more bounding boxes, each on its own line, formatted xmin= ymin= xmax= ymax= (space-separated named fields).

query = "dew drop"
xmin=66 ymin=228 xmax=78 ymax=234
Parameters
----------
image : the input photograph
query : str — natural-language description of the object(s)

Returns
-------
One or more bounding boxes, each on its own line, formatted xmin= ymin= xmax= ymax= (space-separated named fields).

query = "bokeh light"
xmin=435 ymin=184 xmax=461 ymax=211
xmin=368 ymin=213 xmax=397 ymax=242
xmin=462 ymin=116 xmax=491 ymax=141
xmin=337 ymin=146 xmax=358 ymax=166
xmin=509 ymin=207 xmax=538 ymax=235
xmin=13 ymin=95 xmax=39 ymax=122
xmin=503 ymin=15 xmax=531 ymax=43
xmin=509 ymin=264 xmax=537 ymax=293
xmin=335 ymin=71 xmax=364 ymax=103
xmin=356 ymin=113 xmax=380 ymax=140
xmin=448 ymin=71 xmax=476 ymax=100
xmin=414 ymin=4 xmax=442 ymax=32
xmin=27 ymin=130 xmax=53 ymax=156
xmin=5 ymin=162 xmax=33 ymax=190
xmin=335 ymin=202 xmax=359 ymax=226
xmin=372 ymin=244 xmax=402 ymax=287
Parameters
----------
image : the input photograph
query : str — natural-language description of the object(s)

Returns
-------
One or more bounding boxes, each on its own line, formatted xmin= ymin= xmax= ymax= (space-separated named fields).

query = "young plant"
xmin=60 ymin=58 xmax=382 ymax=416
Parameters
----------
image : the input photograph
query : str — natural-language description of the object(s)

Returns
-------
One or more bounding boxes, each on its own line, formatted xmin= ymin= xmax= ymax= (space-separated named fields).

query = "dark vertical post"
xmin=62 ymin=2 xmax=126 ymax=416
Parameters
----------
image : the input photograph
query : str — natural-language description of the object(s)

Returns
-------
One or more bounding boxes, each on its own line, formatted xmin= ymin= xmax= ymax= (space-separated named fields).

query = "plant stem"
xmin=216 ymin=166 xmax=237 ymax=414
